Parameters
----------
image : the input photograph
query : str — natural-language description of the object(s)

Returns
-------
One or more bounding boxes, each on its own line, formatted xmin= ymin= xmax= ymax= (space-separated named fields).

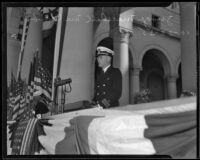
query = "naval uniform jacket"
xmin=93 ymin=66 xmax=122 ymax=108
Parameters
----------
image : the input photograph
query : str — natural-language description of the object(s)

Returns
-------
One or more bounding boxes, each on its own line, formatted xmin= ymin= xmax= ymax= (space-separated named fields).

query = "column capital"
xmin=165 ymin=74 xmax=178 ymax=82
xmin=119 ymin=28 xmax=133 ymax=43
xmin=130 ymin=67 xmax=142 ymax=76
xmin=114 ymin=27 xmax=133 ymax=43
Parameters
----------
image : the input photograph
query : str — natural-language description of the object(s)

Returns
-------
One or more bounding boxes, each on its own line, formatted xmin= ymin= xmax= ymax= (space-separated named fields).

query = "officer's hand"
xmin=102 ymin=98 xmax=110 ymax=108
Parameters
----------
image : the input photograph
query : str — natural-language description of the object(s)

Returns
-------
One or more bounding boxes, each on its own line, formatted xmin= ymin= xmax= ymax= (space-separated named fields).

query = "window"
xmin=152 ymin=15 xmax=160 ymax=29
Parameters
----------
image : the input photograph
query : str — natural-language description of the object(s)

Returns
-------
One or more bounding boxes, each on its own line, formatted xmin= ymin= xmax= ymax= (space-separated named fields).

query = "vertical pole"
xmin=17 ymin=17 xmax=28 ymax=79
xmin=51 ymin=7 xmax=64 ymax=114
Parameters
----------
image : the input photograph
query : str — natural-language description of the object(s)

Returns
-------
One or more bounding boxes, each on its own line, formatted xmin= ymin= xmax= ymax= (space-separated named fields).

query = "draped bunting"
xmin=7 ymin=97 xmax=196 ymax=158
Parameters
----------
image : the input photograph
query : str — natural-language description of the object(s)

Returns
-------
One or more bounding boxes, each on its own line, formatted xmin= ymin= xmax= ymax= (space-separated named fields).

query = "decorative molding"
xmin=165 ymin=74 xmax=179 ymax=82
xmin=130 ymin=67 xmax=142 ymax=76
xmin=132 ymin=19 xmax=180 ymax=40
xmin=119 ymin=28 xmax=133 ymax=43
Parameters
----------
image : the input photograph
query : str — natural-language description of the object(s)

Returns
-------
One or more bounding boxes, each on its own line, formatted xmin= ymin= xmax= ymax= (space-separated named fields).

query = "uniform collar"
xmin=103 ymin=65 xmax=111 ymax=73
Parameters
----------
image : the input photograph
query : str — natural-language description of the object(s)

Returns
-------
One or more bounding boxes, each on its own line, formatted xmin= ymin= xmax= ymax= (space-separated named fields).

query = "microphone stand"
xmin=53 ymin=76 xmax=72 ymax=114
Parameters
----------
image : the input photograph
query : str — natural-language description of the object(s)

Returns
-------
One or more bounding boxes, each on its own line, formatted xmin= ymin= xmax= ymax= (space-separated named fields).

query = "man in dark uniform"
xmin=92 ymin=46 xmax=122 ymax=108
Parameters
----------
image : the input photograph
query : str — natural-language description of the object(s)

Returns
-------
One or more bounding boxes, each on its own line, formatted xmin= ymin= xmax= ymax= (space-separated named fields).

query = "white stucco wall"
xmin=59 ymin=7 xmax=94 ymax=104
xmin=20 ymin=18 xmax=43 ymax=81
xmin=130 ymin=7 xmax=180 ymax=35
xmin=7 ymin=8 xmax=21 ymax=84
xmin=180 ymin=2 xmax=197 ymax=92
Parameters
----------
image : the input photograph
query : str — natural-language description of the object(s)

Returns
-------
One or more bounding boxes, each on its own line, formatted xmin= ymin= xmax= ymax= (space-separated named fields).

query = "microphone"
xmin=54 ymin=77 xmax=72 ymax=87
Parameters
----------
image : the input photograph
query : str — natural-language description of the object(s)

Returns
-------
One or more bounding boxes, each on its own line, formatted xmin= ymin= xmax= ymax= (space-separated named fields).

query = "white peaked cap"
xmin=96 ymin=46 xmax=114 ymax=56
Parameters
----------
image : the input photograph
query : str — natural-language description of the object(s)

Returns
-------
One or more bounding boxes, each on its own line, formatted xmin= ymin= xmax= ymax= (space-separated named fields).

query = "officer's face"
xmin=97 ymin=55 xmax=110 ymax=68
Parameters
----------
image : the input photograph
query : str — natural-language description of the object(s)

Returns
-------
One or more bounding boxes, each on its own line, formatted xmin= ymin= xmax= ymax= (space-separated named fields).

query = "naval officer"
xmin=92 ymin=46 xmax=122 ymax=108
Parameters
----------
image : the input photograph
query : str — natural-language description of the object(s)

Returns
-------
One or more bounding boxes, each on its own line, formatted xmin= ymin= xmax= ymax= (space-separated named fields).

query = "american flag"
xmin=12 ymin=79 xmax=23 ymax=120
xmin=8 ymin=71 xmax=16 ymax=109
xmin=16 ymin=14 xmax=24 ymax=41
xmin=24 ymin=61 xmax=35 ymax=119
xmin=33 ymin=54 xmax=52 ymax=101
xmin=13 ymin=76 xmax=35 ymax=122
xmin=26 ymin=62 xmax=34 ymax=104
xmin=19 ymin=16 xmax=31 ymax=68
xmin=17 ymin=81 xmax=27 ymax=119
xmin=11 ymin=118 xmax=38 ymax=155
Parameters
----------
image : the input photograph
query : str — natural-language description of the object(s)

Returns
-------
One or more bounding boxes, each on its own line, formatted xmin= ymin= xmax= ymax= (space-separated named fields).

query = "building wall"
xmin=59 ymin=7 xmax=94 ymax=104
xmin=7 ymin=7 xmax=43 ymax=84
xmin=180 ymin=2 xmax=197 ymax=92
xmin=94 ymin=6 xmax=181 ymax=103
xmin=20 ymin=16 xmax=43 ymax=81
xmin=7 ymin=8 xmax=21 ymax=84
xmin=7 ymin=5 xmax=196 ymax=106
xmin=131 ymin=7 xmax=180 ymax=35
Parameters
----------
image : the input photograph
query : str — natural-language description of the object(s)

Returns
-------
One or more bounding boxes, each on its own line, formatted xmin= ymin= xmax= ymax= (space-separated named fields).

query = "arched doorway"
xmin=176 ymin=64 xmax=182 ymax=97
xmin=140 ymin=49 xmax=166 ymax=102
xmin=147 ymin=71 xmax=164 ymax=101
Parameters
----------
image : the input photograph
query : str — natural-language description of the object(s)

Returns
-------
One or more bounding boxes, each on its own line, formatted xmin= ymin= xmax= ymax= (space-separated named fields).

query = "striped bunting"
xmin=20 ymin=118 xmax=38 ymax=154
xmin=11 ymin=118 xmax=38 ymax=155
xmin=37 ymin=97 xmax=196 ymax=158
xmin=11 ymin=120 xmax=29 ymax=155
xmin=12 ymin=80 xmax=23 ymax=120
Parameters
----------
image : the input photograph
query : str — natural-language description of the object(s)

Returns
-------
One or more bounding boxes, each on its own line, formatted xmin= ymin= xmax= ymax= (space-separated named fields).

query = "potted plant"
xmin=134 ymin=89 xmax=152 ymax=104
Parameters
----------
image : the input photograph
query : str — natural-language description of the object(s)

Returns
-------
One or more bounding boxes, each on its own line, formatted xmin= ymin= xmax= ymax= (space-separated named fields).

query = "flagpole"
xmin=16 ymin=16 xmax=28 ymax=80
xmin=51 ymin=7 xmax=64 ymax=105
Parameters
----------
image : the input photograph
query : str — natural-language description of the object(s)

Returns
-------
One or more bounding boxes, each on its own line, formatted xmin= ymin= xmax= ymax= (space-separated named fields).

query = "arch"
xmin=147 ymin=71 xmax=165 ymax=101
xmin=175 ymin=57 xmax=181 ymax=77
xmin=138 ymin=44 xmax=174 ymax=77
xmin=94 ymin=32 xmax=137 ymax=67
xmin=143 ymin=68 xmax=164 ymax=87
xmin=176 ymin=62 xmax=182 ymax=97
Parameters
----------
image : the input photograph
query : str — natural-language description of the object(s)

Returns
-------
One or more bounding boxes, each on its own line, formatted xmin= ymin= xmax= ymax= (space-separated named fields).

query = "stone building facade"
xmin=6 ymin=3 xmax=197 ymax=106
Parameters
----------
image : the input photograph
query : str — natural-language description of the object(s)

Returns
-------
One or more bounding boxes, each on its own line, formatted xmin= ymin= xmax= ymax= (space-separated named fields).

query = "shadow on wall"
xmin=55 ymin=116 xmax=102 ymax=154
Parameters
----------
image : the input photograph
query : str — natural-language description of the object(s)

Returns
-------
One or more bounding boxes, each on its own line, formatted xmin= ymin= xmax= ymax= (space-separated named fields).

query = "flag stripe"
xmin=17 ymin=15 xmax=24 ymax=41
xmin=19 ymin=17 xmax=31 ymax=66
xmin=36 ymin=98 xmax=196 ymax=158
xmin=33 ymin=53 xmax=52 ymax=101
xmin=20 ymin=118 xmax=38 ymax=154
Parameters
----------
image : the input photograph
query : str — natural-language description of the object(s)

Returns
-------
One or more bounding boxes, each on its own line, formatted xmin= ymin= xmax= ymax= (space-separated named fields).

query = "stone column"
xmin=113 ymin=28 xmax=132 ymax=105
xmin=130 ymin=67 xmax=141 ymax=104
xmin=179 ymin=2 xmax=196 ymax=92
xmin=167 ymin=75 xmax=178 ymax=99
